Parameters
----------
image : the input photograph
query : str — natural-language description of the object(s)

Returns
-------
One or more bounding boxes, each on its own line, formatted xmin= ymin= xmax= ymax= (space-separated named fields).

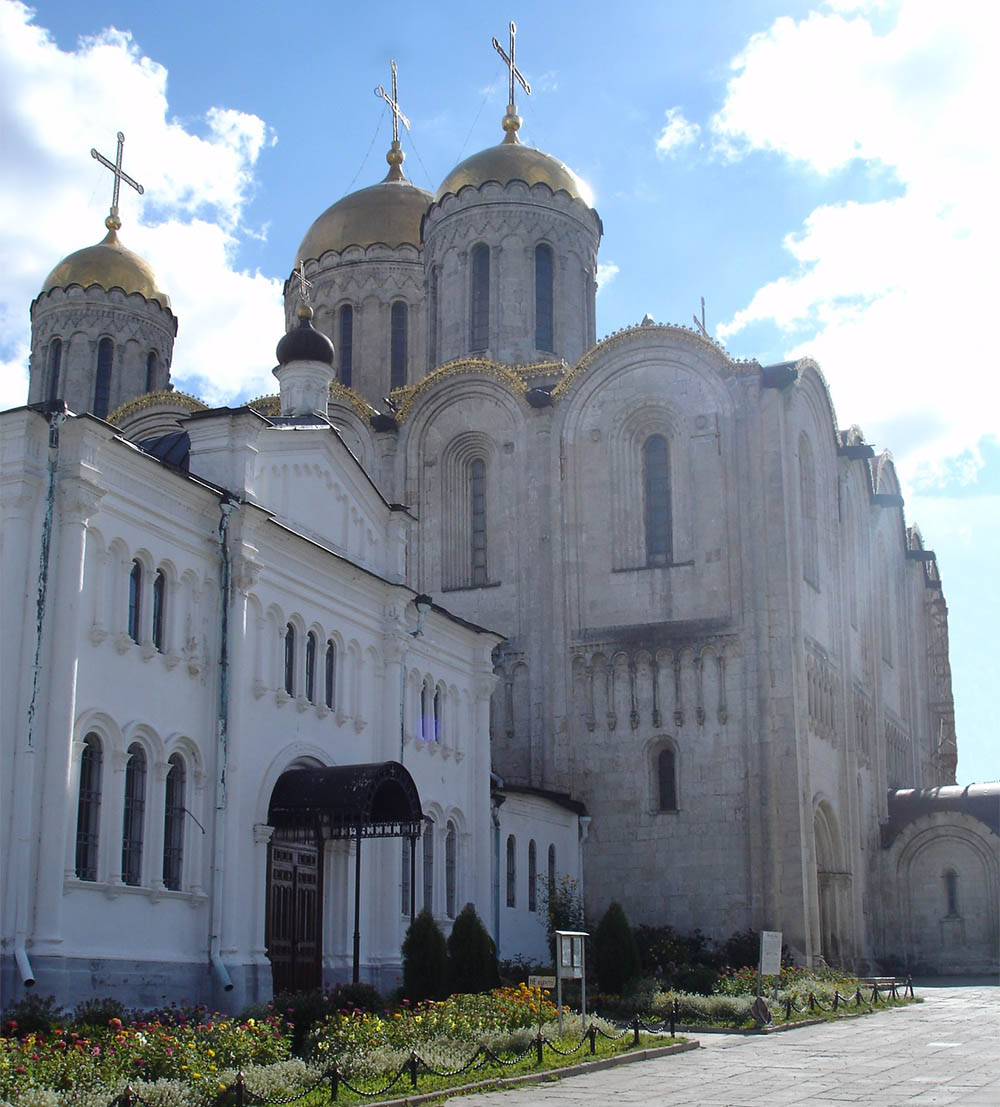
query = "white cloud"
xmin=0 ymin=1 xmax=283 ymax=411
xmin=713 ymin=0 xmax=1000 ymax=480
xmin=596 ymin=261 xmax=620 ymax=293
xmin=655 ymin=108 xmax=700 ymax=159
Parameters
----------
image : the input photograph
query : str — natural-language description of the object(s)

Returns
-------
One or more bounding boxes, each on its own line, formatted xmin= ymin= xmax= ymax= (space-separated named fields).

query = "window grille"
xmin=644 ymin=435 xmax=672 ymax=566
xmin=658 ymin=747 xmax=677 ymax=811
xmin=390 ymin=302 xmax=408 ymax=390
xmin=122 ymin=743 xmax=147 ymax=886
xmin=94 ymin=338 xmax=113 ymax=418
xmin=471 ymin=458 xmax=488 ymax=585
xmin=75 ymin=734 xmax=102 ymax=881
xmin=470 ymin=245 xmax=490 ymax=351
xmin=535 ymin=244 xmax=554 ymax=351
xmin=339 ymin=306 xmax=353 ymax=388
xmin=162 ymin=754 xmax=185 ymax=891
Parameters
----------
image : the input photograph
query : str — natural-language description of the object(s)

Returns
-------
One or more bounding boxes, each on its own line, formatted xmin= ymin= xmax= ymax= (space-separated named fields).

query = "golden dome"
xmin=436 ymin=132 xmax=591 ymax=205
xmin=296 ymin=147 xmax=432 ymax=262
xmin=41 ymin=219 xmax=171 ymax=309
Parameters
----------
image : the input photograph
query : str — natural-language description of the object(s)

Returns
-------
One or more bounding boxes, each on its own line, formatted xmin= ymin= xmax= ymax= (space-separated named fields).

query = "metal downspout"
xmin=490 ymin=772 xmax=504 ymax=949
xmin=13 ymin=410 xmax=66 ymax=988
xmin=210 ymin=501 xmax=235 ymax=992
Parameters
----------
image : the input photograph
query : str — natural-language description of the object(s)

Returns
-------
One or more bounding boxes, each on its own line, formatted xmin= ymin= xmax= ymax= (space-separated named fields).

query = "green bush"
xmin=536 ymin=874 xmax=585 ymax=962
xmin=633 ymin=923 xmax=712 ymax=977
xmin=402 ymin=908 xmax=448 ymax=1002
xmin=71 ymin=995 xmax=129 ymax=1029
xmin=594 ymin=901 xmax=640 ymax=995
xmin=1 ymin=992 xmax=65 ymax=1037
xmin=673 ymin=964 xmax=718 ymax=995
xmin=447 ymin=903 xmax=500 ymax=994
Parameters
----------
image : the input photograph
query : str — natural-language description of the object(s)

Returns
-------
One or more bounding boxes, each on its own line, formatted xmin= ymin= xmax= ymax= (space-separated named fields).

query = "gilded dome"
xmin=41 ymin=220 xmax=171 ymax=309
xmin=436 ymin=135 xmax=591 ymax=205
xmin=296 ymin=149 xmax=432 ymax=262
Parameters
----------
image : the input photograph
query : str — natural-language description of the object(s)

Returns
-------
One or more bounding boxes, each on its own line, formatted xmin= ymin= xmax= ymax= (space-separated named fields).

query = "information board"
xmin=759 ymin=930 xmax=782 ymax=976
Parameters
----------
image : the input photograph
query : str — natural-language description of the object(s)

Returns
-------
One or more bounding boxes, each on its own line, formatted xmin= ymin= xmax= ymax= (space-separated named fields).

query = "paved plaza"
xmin=457 ymin=983 xmax=1000 ymax=1107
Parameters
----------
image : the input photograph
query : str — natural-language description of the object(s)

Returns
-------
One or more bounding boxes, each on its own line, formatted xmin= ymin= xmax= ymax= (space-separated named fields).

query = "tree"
xmin=447 ymin=903 xmax=499 ymax=993
xmin=594 ymin=901 xmax=640 ymax=995
xmin=536 ymin=874 xmax=584 ymax=963
xmin=402 ymin=908 xmax=448 ymax=1001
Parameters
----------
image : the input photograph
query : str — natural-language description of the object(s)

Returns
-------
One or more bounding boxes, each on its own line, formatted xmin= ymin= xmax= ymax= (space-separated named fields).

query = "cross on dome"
xmin=375 ymin=59 xmax=410 ymax=145
xmin=90 ymin=131 xmax=144 ymax=230
xmin=492 ymin=21 xmax=531 ymax=143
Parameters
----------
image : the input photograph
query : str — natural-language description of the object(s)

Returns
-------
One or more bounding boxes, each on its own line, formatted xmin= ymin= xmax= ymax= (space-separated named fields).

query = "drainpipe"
xmin=209 ymin=501 xmax=235 ymax=993
xmin=13 ymin=410 xmax=66 ymax=989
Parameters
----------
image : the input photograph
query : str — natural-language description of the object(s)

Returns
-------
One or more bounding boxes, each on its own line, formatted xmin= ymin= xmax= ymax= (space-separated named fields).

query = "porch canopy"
xmin=267 ymin=760 xmax=423 ymax=982
xmin=268 ymin=760 xmax=424 ymax=840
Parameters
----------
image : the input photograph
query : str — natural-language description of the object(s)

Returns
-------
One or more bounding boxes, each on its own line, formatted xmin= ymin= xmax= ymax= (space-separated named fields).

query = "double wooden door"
xmin=266 ymin=831 xmax=322 ymax=994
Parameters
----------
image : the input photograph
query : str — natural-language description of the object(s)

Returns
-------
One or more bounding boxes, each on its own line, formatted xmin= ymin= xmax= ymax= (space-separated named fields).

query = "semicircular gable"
xmin=394 ymin=358 xmax=529 ymax=425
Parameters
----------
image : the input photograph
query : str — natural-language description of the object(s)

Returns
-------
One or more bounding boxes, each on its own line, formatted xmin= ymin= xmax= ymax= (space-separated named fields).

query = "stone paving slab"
xmin=454 ymin=985 xmax=999 ymax=1107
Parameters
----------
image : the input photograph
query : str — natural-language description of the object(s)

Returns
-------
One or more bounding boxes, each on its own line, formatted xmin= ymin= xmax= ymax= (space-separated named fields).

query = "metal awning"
xmin=268 ymin=760 xmax=423 ymax=840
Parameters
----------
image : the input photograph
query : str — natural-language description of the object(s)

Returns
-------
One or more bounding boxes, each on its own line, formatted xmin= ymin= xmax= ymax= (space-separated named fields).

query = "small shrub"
xmin=447 ymin=903 xmax=500 ymax=994
xmin=332 ymin=982 xmax=383 ymax=1014
xmin=402 ymin=907 xmax=448 ymax=1002
xmin=673 ymin=964 xmax=718 ymax=995
xmin=594 ymin=901 xmax=640 ymax=995
xmin=1 ymin=993 xmax=65 ymax=1037
xmin=71 ymin=995 xmax=129 ymax=1028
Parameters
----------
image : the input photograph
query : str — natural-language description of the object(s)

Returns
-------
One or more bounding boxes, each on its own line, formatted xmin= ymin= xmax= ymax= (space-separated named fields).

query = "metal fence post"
xmin=670 ymin=998 xmax=677 ymax=1037
xmin=233 ymin=1072 xmax=245 ymax=1107
xmin=631 ymin=1015 xmax=640 ymax=1047
xmin=329 ymin=1063 xmax=339 ymax=1102
xmin=535 ymin=1032 xmax=544 ymax=1066
xmin=588 ymin=1024 xmax=597 ymax=1054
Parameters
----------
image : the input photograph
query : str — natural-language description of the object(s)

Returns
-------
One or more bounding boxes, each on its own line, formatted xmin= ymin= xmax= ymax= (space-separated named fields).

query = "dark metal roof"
xmin=268 ymin=760 xmax=423 ymax=839
xmin=139 ymin=430 xmax=191 ymax=470
xmin=883 ymin=784 xmax=1000 ymax=847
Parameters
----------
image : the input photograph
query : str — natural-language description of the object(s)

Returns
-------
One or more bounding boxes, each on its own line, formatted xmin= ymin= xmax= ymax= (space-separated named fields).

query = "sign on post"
xmin=759 ymin=931 xmax=782 ymax=976
xmin=555 ymin=930 xmax=588 ymax=1035
xmin=528 ymin=975 xmax=556 ymax=989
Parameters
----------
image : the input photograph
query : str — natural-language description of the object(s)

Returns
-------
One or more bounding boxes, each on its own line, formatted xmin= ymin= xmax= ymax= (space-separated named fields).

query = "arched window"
xmin=547 ymin=843 xmax=556 ymax=890
xmin=470 ymin=457 xmax=488 ymax=586
xmin=145 ymin=350 xmax=158 ymax=393
xmin=528 ymin=839 xmax=537 ymax=912
xmin=128 ymin=560 xmax=142 ymax=643
xmin=506 ymin=834 xmax=516 ymax=907
xmin=535 ymin=244 xmax=554 ymax=351
xmin=944 ymin=869 xmax=959 ymax=917
xmin=305 ymin=632 xmax=317 ymax=703
xmin=283 ymin=623 xmax=296 ymax=696
xmin=445 ymin=820 xmax=457 ymax=919
xmin=325 ymin=640 xmax=336 ymax=709
xmin=421 ymin=682 xmax=432 ymax=741
xmin=470 ymin=244 xmax=490 ymax=352
xmin=94 ymin=337 xmax=114 ymax=418
xmin=390 ymin=301 xmax=408 ymax=390
xmin=162 ymin=754 xmax=185 ymax=891
xmin=122 ymin=743 xmax=147 ymax=886
xmin=799 ymin=434 xmax=819 ymax=587
xmin=422 ymin=816 xmax=435 ymax=912
xmin=644 ymin=434 xmax=672 ymax=566
xmin=433 ymin=686 xmax=443 ymax=743
xmin=75 ymin=733 xmax=102 ymax=881
xmin=339 ymin=305 xmax=353 ymax=388
xmin=428 ymin=266 xmax=439 ymax=368
xmin=47 ymin=338 xmax=63 ymax=405
xmin=657 ymin=747 xmax=677 ymax=811
xmin=152 ymin=569 xmax=166 ymax=652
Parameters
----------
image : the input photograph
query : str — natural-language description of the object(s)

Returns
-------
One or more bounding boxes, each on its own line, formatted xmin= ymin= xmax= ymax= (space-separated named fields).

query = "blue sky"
xmin=0 ymin=0 xmax=996 ymax=783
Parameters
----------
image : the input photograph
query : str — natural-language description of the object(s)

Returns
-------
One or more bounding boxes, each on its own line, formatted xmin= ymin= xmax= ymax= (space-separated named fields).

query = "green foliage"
xmin=402 ymin=907 xmax=448 ymax=1002
xmin=633 ymin=923 xmax=711 ymax=978
xmin=672 ymin=964 xmax=718 ymax=995
xmin=594 ymin=901 xmax=640 ymax=995
xmin=536 ymin=874 xmax=584 ymax=961
xmin=447 ymin=903 xmax=500 ymax=994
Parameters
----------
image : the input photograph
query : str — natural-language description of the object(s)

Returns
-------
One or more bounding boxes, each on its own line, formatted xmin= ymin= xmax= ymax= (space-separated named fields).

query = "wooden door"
xmin=266 ymin=831 xmax=322 ymax=994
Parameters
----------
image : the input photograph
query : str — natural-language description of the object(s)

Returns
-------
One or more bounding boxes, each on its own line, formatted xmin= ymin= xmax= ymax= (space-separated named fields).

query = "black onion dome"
xmin=276 ymin=307 xmax=335 ymax=366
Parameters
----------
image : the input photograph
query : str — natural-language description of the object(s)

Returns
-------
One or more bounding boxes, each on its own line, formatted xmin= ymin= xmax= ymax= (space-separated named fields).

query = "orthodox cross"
xmin=294 ymin=259 xmax=313 ymax=305
xmin=375 ymin=59 xmax=410 ymax=143
xmin=90 ymin=131 xmax=144 ymax=222
xmin=692 ymin=296 xmax=709 ymax=339
xmin=492 ymin=20 xmax=531 ymax=107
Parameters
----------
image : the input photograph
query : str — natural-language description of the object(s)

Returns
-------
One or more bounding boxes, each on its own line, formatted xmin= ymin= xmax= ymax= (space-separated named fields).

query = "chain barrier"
xmin=777 ymin=976 xmax=912 ymax=1020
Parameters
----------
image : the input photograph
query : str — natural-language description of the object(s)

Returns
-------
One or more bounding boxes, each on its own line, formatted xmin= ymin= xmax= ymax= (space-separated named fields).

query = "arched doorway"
xmin=266 ymin=761 xmax=423 ymax=992
xmin=814 ymin=801 xmax=847 ymax=966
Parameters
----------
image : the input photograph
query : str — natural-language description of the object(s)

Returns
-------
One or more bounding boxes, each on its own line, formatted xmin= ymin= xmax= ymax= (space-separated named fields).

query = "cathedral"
xmin=2 ymin=52 xmax=997 ymax=1010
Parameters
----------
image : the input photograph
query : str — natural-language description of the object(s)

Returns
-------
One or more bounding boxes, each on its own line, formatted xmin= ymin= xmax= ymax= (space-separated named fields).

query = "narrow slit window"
xmin=47 ymin=338 xmax=63 ymax=404
xmin=547 ymin=843 xmax=556 ymax=891
xmin=528 ymin=839 xmax=537 ymax=912
xmin=122 ymin=743 xmax=147 ymax=886
xmin=535 ymin=244 xmax=554 ymax=351
xmin=390 ymin=302 xmax=408 ymax=390
xmin=339 ymin=305 xmax=353 ymax=388
xmin=283 ymin=623 xmax=296 ymax=696
xmin=433 ymin=686 xmax=442 ymax=743
xmin=145 ymin=350 xmax=158 ymax=393
xmin=128 ymin=560 xmax=142 ymax=643
xmin=94 ymin=338 xmax=113 ymax=418
xmin=325 ymin=640 xmax=336 ymax=709
xmin=471 ymin=458 xmax=487 ymax=586
xmin=644 ymin=434 xmax=672 ymax=566
xmin=152 ymin=569 xmax=166 ymax=652
xmin=162 ymin=754 xmax=185 ymax=891
xmin=423 ymin=817 xmax=434 ymax=913
xmin=445 ymin=820 xmax=457 ymax=919
xmin=75 ymin=734 xmax=102 ymax=881
xmin=944 ymin=870 xmax=959 ymax=917
xmin=506 ymin=834 xmax=516 ymax=908
xmin=658 ymin=747 xmax=677 ymax=811
xmin=305 ymin=632 xmax=317 ymax=703
xmin=470 ymin=244 xmax=490 ymax=352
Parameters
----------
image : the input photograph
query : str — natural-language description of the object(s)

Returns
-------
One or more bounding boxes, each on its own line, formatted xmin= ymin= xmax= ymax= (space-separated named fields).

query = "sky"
xmin=0 ymin=0 xmax=996 ymax=783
